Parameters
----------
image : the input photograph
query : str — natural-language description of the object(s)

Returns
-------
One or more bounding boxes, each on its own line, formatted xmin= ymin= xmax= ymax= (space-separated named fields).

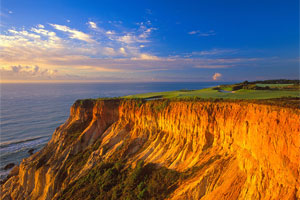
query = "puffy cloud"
xmin=31 ymin=28 xmax=59 ymax=39
xmin=106 ymin=30 xmax=115 ymax=35
xmin=0 ymin=27 xmax=65 ymax=62
xmin=0 ymin=65 xmax=58 ymax=80
xmin=119 ymin=47 xmax=126 ymax=55
xmin=0 ymin=21 xmax=279 ymax=82
xmin=88 ymin=21 xmax=98 ymax=29
xmin=212 ymin=72 xmax=222 ymax=80
xmin=115 ymin=34 xmax=149 ymax=44
xmin=117 ymin=34 xmax=135 ymax=44
xmin=113 ymin=23 xmax=154 ymax=45
xmin=50 ymin=24 xmax=94 ymax=42
xmin=103 ymin=47 xmax=117 ymax=56
xmin=8 ymin=29 xmax=40 ymax=39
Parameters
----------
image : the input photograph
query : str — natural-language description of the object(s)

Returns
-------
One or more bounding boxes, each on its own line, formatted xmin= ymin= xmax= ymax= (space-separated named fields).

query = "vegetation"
xmin=125 ymin=88 xmax=299 ymax=100
xmin=72 ymin=80 xmax=299 ymax=109
xmin=54 ymin=79 xmax=299 ymax=199
xmin=58 ymin=160 xmax=180 ymax=200
xmin=250 ymin=79 xmax=300 ymax=84
xmin=57 ymin=141 xmax=228 ymax=200
xmin=150 ymin=99 xmax=170 ymax=112
xmin=63 ymin=117 xmax=92 ymax=146
xmin=124 ymin=80 xmax=300 ymax=100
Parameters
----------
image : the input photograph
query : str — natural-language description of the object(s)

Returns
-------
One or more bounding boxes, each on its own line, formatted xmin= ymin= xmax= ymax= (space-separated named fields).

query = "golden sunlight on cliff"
xmin=1 ymin=99 xmax=299 ymax=200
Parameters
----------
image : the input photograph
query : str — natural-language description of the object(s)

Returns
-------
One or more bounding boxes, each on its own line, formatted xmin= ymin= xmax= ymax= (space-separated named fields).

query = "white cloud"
xmin=88 ymin=21 xmax=98 ymax=29
xmin=106 ymin=30 xmax=115 ymax=35
xmin=119 ymin=47 xmax=126 ymax=55
xmin=188 ymin=30 xmax=216 ymax=37
xmin=1 ymin=21 xmax=278 ymax=82
xmin=116 ymin=34 xmax=149 ymax=45
xmin=8 ymin=11 xmax=13 ymax=14
xmin=188 ymin=30 xmax=198 ymax=35
xmin=31 ymin=27 xmax=59 ymax=40
xmin=114 ymin=23 xmax=155 ymax=45
xmin=117 ymin=34 xmax=136 ymax=44
xmin=131 ymin=54 xmax=160 ymax=61
xmin=8 ymin=29 xmax=41 ymax=39
xmin=50 ymin=24 xmax=94 ymax=42
xmin=103 ymin=47 xmax=116 ymax=56
xmin=212 ymin=73 xmax=222 ymax=80
xmin=190 ymin=49 xmax=237 ymax=56
xmin=0 ymin=65 xmax=58 ymax=79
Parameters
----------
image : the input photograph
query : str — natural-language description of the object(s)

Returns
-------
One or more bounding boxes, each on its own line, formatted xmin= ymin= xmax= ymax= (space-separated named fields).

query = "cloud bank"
xmin=0 ymin=20 xmax=290 ymax=82
xmin=0 ymin=65 xmax=58 ymax=80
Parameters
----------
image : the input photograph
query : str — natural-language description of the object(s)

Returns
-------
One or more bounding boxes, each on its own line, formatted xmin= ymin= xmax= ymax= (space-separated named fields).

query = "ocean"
xmin=0 ymin=82 xmax=229 ymax=180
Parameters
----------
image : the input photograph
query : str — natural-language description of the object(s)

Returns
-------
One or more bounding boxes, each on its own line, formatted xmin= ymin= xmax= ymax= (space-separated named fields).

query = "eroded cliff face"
xmin=1 ymin=99 xmax=299 ymax=200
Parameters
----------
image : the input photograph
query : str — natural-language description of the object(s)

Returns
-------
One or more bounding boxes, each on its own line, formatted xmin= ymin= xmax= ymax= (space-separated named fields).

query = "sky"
xmin=0 ymin=0 xmax=299 ymax=82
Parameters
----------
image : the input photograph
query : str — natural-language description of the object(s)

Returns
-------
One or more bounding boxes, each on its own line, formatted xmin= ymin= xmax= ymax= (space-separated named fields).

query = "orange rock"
xmin=1 ymin=100 xmax=299 ymax=200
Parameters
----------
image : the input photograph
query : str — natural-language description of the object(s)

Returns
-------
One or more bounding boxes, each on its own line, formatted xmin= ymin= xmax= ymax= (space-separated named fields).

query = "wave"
xmin=0 ymin=136 xmax=49 ymax=149
xmin=0 ymin=141 xmax=47 ymax=159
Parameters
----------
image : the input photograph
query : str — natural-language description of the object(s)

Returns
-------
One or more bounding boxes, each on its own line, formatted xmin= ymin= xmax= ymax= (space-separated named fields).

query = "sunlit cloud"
xmin=88 ymin=21 xmax=98 ymax=29
xmin=0 ymin=21 xmax=162 ymax=80
xmin=106 ymin=30 xmax=115 ymax=35
xmin=37 ymin=24 xmax=44 ymax=28
xmin=116 ymin=34 xmax=148 ymax=44
xmin=212 ymin=72 xmax=222 ymax=80
xmin=0 ymin=20 xmax=287 ymax=82
xmin=8 ymin=29 xmax=40 ymax=39
xmin=103 ymin=47 xmax=117 ymax=56
xmin=131 ymin=54 xmax=160 ymax=61
xmin=0 ymin=65 xmax=58 ymax=80
xmin=50 ymin=24 xmax=94 ymax=42
xmin=119 ymin=47 xmax=126 ymax=55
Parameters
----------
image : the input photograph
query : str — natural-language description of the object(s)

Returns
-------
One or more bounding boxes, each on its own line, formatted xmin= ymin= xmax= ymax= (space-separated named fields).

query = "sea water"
xmin=0 ymin=82 xmax=229 ymax=180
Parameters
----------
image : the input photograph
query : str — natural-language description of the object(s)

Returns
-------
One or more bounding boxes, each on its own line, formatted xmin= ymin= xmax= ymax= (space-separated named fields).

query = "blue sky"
xmin=0 ymin=0 xmax=299 ymax=82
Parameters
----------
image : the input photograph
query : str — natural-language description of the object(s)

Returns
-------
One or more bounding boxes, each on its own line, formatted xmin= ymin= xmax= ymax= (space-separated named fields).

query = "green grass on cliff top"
xmin=124 ymin=83 xmax=300 ymax=100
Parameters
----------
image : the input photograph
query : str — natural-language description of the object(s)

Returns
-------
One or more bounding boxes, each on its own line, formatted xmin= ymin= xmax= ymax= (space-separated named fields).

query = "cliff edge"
xmin=1 ymin=99 xmax=299 ymax=200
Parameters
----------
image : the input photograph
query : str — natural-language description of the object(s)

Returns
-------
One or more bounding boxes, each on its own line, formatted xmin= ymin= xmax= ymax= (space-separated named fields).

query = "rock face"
xmin=3 ymin=163 xmax=15 ymax=171
xmin=1 ymin=99 xmax=299 ymax=200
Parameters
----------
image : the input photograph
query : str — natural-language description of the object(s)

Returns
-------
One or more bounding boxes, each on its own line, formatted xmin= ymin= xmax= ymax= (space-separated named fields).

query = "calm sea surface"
xmin=0 ymin=82 xmax=230 ymax=179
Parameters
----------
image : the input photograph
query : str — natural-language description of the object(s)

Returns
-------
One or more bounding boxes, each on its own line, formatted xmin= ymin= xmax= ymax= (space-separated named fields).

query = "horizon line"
xmin=0 ymin=80 xmax=236 ymax=84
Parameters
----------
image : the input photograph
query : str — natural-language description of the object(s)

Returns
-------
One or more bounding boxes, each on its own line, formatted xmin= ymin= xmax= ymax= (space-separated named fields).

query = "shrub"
xmin=58 ymin=161 xmax=181 ymax=200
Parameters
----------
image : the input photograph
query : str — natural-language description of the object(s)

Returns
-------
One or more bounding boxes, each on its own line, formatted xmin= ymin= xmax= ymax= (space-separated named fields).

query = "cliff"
xmin=1 ymin=99 xmax=300 ymax=200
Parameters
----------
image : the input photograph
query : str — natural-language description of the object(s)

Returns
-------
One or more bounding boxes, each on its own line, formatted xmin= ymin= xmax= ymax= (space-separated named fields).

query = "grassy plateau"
xmin=125 ymin=80 xmax=300 ymax=100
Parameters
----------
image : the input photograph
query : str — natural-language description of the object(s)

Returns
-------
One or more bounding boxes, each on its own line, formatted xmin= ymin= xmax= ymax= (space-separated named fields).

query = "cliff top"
xmin=125 ymin=81 xmax=300 ymax=100
xmin=75 ymin=97 xmax=300 ymax=110
xmin=74 ymin=80 xmax=300 ymax=109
